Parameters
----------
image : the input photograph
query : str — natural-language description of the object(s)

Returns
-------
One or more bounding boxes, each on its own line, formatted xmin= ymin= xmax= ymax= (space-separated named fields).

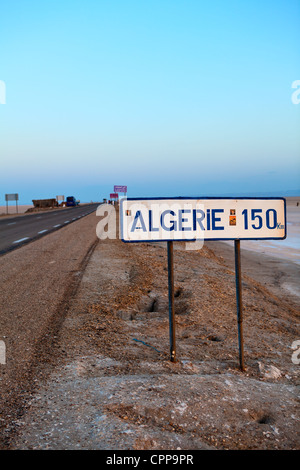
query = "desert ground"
xmin=0 ymin=198 xmax=299 ymax=450
xmin=0 ymin=204 xmax=33 ymax=216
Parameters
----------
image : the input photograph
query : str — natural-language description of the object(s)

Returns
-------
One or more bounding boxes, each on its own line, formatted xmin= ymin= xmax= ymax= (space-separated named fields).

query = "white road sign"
xmin=120 ymin=197 xmax=286 ymax=242
xmin=5 ymin=193 xmax=19 ymax=201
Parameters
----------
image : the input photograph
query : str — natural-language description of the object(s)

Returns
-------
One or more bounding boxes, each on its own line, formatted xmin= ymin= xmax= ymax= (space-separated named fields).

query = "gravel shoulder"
xmin=1 ymin=208 xmax=298 ymax=450
xmin=0 ymin=213 xmax=99 ymax=448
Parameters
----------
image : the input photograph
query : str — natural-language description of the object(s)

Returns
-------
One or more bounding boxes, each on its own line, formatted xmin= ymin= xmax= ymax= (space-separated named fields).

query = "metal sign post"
xmin=114 ymin=186 xmax=127 ymax=203
xmin=167 ymin=241 xmax=176 ymax=362
xmin=56 ymin=195 xmax=64 ymax=204
xmin=120 ymin=197 xmax=286 ymax=368
xmin=234 ymin=239 xmax=245 ymax=371
xmin=5 ymin=193 xmax=19 ymax=214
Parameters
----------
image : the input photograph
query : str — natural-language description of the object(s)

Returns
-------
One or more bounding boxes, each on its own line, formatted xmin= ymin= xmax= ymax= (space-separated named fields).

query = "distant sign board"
xmin=110 ymin=193 xmax=119 ymax=199
xmin=56 ymin=195 xmax=64 ymax=202
xmin=5 ymin=193 xmax=19 ymax=201
xmin=114 ymin=185 xmax=127 ymax=193
xmin=120 ymin=197 xmax=286 ymax=242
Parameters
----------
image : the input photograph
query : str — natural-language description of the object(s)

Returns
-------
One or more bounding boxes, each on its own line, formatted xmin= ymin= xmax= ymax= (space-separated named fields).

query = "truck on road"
xmin=66 ymin=196 xmax=79 ymax=207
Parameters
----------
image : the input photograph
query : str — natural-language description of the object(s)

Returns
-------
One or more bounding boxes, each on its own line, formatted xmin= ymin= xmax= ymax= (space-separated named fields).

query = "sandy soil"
xmin=1 ymin=208 xmax=298 ymax=450
xmin=0 ymin=213 xmax=99 ymax=448
xmin=0 ymin=205 xmax=34 ymax=216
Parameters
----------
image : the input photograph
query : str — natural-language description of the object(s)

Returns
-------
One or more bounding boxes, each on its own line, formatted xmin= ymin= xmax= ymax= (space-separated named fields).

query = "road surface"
xmin=0 ymin=203 xmax=99 ymax=255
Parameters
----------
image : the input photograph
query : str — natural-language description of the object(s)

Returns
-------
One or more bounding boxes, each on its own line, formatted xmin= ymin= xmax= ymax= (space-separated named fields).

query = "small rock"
xmin=258 ymin=362 xmax=282 ymax=379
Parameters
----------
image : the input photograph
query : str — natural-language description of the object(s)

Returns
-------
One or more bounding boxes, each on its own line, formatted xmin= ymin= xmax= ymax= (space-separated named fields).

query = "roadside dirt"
xmin=3 ymin=209 xmax=299 ymax=450
xmin=0 ymin=213 xmax=99 ymax=449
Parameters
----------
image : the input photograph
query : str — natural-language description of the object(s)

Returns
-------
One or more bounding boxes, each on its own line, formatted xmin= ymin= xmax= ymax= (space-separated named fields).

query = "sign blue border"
xmin=120 ymin=197 xmax=287 ymax=243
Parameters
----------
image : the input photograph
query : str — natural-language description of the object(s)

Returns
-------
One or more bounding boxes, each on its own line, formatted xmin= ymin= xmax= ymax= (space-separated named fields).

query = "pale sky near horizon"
xmin=0 ymin=0 xmax=300 ymax=203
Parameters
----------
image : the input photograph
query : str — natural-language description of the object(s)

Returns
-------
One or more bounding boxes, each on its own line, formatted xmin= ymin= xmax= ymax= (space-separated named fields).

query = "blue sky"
xmin=0 ymin=0 xmax=299 ymax=203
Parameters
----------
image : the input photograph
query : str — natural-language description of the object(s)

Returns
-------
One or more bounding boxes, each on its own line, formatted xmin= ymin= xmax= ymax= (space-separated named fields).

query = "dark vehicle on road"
xmin=66 ymin=196 xmax=78 ymax=207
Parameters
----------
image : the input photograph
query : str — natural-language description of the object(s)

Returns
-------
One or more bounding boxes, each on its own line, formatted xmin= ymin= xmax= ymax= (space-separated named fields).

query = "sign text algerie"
xmin=120 ymin=197 xmax=286 ymax=242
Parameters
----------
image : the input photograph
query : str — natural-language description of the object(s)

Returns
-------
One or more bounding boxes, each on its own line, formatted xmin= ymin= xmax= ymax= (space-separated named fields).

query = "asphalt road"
xmin=0 ymin=203 xmax=100 ymax=255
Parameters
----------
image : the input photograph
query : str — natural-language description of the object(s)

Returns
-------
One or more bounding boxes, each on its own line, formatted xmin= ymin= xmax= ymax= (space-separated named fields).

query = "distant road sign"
xmin=110 ymin=193 xmax=119 ymax=199
xmin=114 ymin=185 xmax=127 ymax=193
xmin=5 ymin=193 xmax=19 ymax=201
xmin=120 ymin=197 xmax=286 ymax=242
